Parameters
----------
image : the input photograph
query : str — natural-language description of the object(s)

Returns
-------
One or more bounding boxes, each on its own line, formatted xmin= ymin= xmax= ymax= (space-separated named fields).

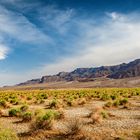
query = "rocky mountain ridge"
xmin=17 ymin=59 xmax=140 ymax=86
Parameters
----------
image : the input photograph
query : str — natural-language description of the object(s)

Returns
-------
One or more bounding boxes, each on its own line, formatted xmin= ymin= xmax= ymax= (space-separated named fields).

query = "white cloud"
xmin=106 ymin=12 xmax=123 ymax=20
xmin=0 ymin=44 xmax=9 ymax=60
xmin=34 ymin=12 xmax=140 ymax=75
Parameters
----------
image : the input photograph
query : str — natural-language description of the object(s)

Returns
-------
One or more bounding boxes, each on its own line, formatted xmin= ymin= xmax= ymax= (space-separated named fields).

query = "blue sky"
xmin=0 ymin=0 xmax=140 ymax=86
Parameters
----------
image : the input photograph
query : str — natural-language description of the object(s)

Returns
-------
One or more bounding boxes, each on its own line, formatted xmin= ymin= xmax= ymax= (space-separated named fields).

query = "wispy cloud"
xmin=34 ymin=12 xmax=140 ymax=75
xmin=0 ymin=3 xmax=53 ymax=61
xmin=0 ymin=5 xmax=52 ymax=44
xmin=38 ymin=5 xmax=75 ymax=34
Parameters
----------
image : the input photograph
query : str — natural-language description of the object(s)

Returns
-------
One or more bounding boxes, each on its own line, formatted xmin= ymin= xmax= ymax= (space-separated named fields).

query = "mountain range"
xmin=17 ymin=58 xmax=140 ymax=86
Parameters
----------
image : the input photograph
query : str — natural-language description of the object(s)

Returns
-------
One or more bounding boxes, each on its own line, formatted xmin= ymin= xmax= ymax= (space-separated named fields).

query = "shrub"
xmin=91 ymin=112 xmax=102 ymax=124
xmin=120 ymin=98 xmax=128 ymax=105
xmin=0 ymin=100 xmax=6 ymax=107
xmin=20 ymin=104 xmax=29 ymax=112
xmin=105 ymin=101 xmax=112 ymax=108
xmin=100 ymin=110 xmax=108 ymax=119
xmin=31 ymin=115 xmax=52 ymax=130
xmin=57 ymin=108 xmax=65 ymax=119
xmin=31 ymin=110 xmax=60 ymax=131
xmin=22 ymin=112 xmax=32 ymax=122
xmin=39 ymin=99 xmax=45 ymax=104
xmin=100 ymin=94 xmax=110 ymax=101
xmin=90 ymin=107 xmax=108 ymax=123
xmin=40 ymin=93 xmax=48 ymax=99
xmin=110 ymin=95 xmax=117 ymax=100
xmin=10 ymin=98 xmax=19 ymax=105
xmin=66 ymin=97 xmax=74 ymax=106
xmin=27 ymin=96 xmax=32 ymax=100
xmin=62 ymin=118 xmax=83 ymax=136
xmin=35 ymin=98 xmax=45 ymax=104
xmin=113 ymin=100 xmax=120 ymax=107
xmin=9 ymin=108 xmax=21 ymax=117
xmin=0 ymin=129 xmax=19 ymax=140
xmin=78 ymin=98 xmax=86 ymax=105
xmin=49 ymin=99 xmax=57 ymax=108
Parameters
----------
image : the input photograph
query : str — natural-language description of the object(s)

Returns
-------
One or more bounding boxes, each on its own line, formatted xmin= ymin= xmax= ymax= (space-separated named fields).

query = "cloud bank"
xmin=35 ymin=12 xmax=140 ymax=75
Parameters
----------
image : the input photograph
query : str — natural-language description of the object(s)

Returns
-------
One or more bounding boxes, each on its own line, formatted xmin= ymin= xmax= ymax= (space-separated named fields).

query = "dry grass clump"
xmin=58 ymin=117 xmax=95 ymax=140
xmin=59 ymin=117 xmax=88 ymax=139
xmin=104 ymin=101 xmax=113 ymax=108
xmin=78 ymin=98 xmax=87 ymax=105
xmin=57 ymin=108 xmax=65 ymax=119
xmin=62 ymin=118 xmax=83 ymax=136
xmin=89 ymin=107 xmax=109 ymax=124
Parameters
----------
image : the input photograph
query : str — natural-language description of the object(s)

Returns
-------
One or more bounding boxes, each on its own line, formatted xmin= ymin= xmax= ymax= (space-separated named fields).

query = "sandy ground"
xmin=0 ymin=99 xmax=140 ymax=140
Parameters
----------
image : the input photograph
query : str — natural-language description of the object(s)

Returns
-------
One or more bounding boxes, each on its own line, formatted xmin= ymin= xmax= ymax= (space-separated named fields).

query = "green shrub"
xmin=10 ymin=98 xmax=19 ymax=105
xmin=31 ymin=113 xmax=52 ymax=130
xmin=0 ymin=100 xmax=6 ymax=107
xmin=0 ymin=129 xmax=19 ymax=140
xmin=100 ymin=94 xmax=110 ymax=101
xmin=20 ymin=104 xmax=29 ymax=112
xmin=110 ymin=95 xmax=117 ymax=100
xmin=27 ymin=96 xmax=32 ymax=100
xmin=39 ymin=99 xmax=45 ymax=104
xmin=31 ymin=110 xmax=61 ymax=131
xmin=42 ymin=110 xmax=61 ymax=120
xmin=9 ymin=108 xmax=21 ymax=117
xmin=49 ymin=99 xmax=57 ymax=108
xmin=66 ymin=97 xmax=74 ymax=106
xmin=120 ymin=98 xmax=128 ymax=105
xmin=113 ymin=100 xmax=120 ymax=107
xmin=100 ymin=110 xmax=108 ymax=119
xmin=40 ymin=93 xmax=48 ymax=99
xmin=22 ymin=112 xmax=32 ymax=122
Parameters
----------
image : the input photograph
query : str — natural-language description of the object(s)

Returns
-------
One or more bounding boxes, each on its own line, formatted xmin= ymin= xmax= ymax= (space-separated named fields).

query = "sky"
xmin=0 ymin=0 xmax=140 ymax=86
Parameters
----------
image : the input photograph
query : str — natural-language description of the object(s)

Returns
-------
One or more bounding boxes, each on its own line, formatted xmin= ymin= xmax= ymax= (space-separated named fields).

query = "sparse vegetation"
xmin=0 ymin=88 xmax=139 ymax=140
